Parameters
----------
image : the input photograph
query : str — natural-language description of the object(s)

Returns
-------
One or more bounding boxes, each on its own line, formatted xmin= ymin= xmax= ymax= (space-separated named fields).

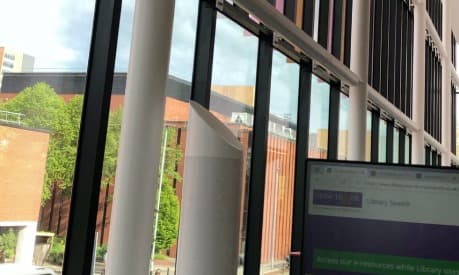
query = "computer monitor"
xmin=303 ymin=159 xmax=459 ymax=275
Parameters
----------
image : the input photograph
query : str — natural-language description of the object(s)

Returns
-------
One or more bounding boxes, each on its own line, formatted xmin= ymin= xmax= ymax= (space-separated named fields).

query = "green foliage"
xmin=154 ymin=253 xmax=168 ymax=260
xmin=154 ymin=127 xmax=181 ymax=253
xmin=0 ymin=229 xmax=17 ymax=260
xmin=47 ymin=237 xmax=65 ymax=265
xmin=1 ymin=82 xmax=64 ymax=130
xmin=1 ymin=83 xmax=123 ymax=202
xmin=96 ymin=244 xmax=108 ymax=260
xmin=102 ymin=108 xmax=123 ymax=186
xmin=44 ymin=95 xmax=83 ymax=199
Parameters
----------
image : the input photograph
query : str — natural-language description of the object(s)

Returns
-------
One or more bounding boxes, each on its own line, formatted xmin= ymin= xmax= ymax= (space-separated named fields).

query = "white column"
xmin=442 ymin=0 xmax=452 ymax=166
xmin=347 ymin=0 xmax=371 ymax=161
xmin=412 ymin=0 xmax=427 ymax=165
xmin=176 ymin=102 xmax=243 ymax=275
xmin=15 ymin=222 xmax=37 ymax=265
xmin=106 ymin=1 xmax=175 ymax=275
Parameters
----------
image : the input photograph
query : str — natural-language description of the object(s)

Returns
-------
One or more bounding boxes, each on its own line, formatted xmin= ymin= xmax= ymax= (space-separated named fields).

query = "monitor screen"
xmin=303 ymin=160 xmax=459 ymax=275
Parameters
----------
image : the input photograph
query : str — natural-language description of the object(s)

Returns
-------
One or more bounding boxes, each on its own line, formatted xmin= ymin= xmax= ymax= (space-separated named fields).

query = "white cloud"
xmin=0 ymin=0 xmax=94 ymax=71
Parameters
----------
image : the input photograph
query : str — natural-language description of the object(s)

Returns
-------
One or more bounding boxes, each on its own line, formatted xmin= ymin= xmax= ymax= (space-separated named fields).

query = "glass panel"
xmin=393 ymin=128 xmax=399 ymax=164
xmin=338 ymin=93 xmax=349 ymax=160
xmin=379 ymin=119 xmax=387 ymax=163
xmin=209 ymin=13 xmax=258 ymax=273
xmin=260 ymin=50 xmax=299 ymax=274
xmin=0 ymin=0 xmax=95 ymax=271
xmin=365 ymin=110 xmax=372 ymax=161
xmin=95 ymin=0 xmax=200 ymax=273
xmin=309 ymin=75 xmax=330 ymax=159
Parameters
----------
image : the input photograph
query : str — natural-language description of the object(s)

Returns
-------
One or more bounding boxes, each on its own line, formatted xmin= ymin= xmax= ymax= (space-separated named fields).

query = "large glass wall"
xmin=209 ymin=13 xmax=258 ymax=273
xmin=309 ymin=75 xmax=330 ymax=159
xmin=0 ymin=0 xmax=95 ymax=271
xmin=260 ymin=50 xmax=299 ymax=274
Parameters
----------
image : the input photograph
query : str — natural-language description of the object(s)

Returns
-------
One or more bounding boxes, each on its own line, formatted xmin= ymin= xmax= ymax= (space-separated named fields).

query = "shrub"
xmin=96 ymin=244 xmax=108 ymax=261
xmin=47 ymin=238 xmax=65 ymax=265
xmin=0 ymin=229 xmax=17 ymax=261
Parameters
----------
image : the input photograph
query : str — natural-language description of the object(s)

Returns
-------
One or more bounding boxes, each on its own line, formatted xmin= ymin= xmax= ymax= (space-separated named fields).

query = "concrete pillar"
xmin=176 ymin=102 xmax=243 ymax=275
xmin=442 ymin=0 xmax=452 ymax=166
xmin=412 ymin=0 xmax=426 ymax=165
xmin=15 ymin=222 xmax=36 ymax=265
xmin=105 ymin=1 xmax=175 ymax=275
xmin=347 ymin=0 xmax=371 ymax=161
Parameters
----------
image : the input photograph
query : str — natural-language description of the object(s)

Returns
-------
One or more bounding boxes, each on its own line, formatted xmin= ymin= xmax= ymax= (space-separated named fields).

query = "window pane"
xmin=338 ymin=93 xmax=349 ymax=160
xmin=366 ymin=110 xmax=372 ymax=161
xmin=260 ymin=50 xmax=299 ymax=274
xmin=95 ymin=0 xmax=200 ymax=272
xmin=209 ymin=13 xmax=258 ymax=273
xmin=393 ymin=128 xmax=399 ymax=164
xmin=379 ymin=119 xmax=387 ymax=162
xmin=309 ymin=75 xmax=330 ymax=159
xmin=0 ymin=0 xmax=95 ymax=271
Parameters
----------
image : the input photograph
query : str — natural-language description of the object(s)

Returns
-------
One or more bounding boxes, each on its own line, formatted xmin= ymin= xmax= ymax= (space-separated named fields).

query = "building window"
xmin=2 ymin=61 xmax=13 ymax=69
xmin=4 ymin=53 xmax=15 ymax=61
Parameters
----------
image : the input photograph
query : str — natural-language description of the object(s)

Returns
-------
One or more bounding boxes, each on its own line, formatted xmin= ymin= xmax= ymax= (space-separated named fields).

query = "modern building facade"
xmin=0 ymin=0 xmax=458 ymax=274
xmin=0 ymin=47 xmax=34 ymax=90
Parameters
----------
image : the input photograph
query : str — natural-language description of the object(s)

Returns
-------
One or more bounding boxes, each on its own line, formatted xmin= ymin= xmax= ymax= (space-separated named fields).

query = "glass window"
xmin=393 ymin=128 xmax=399 ymax=164
xmin=260 ymin=50 xmax=299 ymax=274
xmin=0 ymin=0 xmax=95 ymax=270
xmin=95 ymin=0 xmax=200 ymax=271
xmin=209 ymin=13 xmax=258 ymax=271
xmin=309 ymin=75 xmax=330 ymax=159
xmin=365 ymin=110 xmax=372 ymax=161
xmin=379 ymin=119 xmax=387 ymax=163
xmin=338 ymin=93 xmax=349 ymax=160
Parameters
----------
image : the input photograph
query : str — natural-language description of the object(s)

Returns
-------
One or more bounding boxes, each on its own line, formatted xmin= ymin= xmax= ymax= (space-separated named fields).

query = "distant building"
xmin=0 ymin=47 xmax=35 ymax=90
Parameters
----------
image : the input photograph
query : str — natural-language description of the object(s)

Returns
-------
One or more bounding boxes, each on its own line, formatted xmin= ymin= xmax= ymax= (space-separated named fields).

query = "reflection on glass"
xmin=209 ymin=12 xmax=258 ymax=273
xmin=0 ymin=0 xmax=95 ymax=270
xmin=366 ymin=111 xmax=372 ymax=161
xmin=338 ymin=93 xmax=349 ymax=160
xmin=260 ymin=50 xmax=299 ymax=274
xmin=393 ymin=128 xmax=399 ymax=164
xmin=379 ymin=120 xmax=387 ymax=163
xmin=309 ymin=75 xmax=330 ymax=159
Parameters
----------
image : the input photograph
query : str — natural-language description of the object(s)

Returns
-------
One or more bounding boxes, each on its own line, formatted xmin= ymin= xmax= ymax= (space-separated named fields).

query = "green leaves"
xmin=1 ymin=83 xmax=123 ymax=203
xmin=154 ymin=127 xmax=181 ymax=253
xmin=0 ymin=229 xmax=16 ymax=261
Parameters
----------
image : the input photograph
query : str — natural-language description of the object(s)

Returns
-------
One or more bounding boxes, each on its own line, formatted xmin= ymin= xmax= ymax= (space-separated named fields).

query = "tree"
xmin=1 ymin=82 xmax=64 ymax=130
xmin=154 ymin=127 xmax=181 ymax=253
xmin=0 ymin=83 xmax=68 ymax=201
xmin=44 ymin=95 xmax=82 ymax=199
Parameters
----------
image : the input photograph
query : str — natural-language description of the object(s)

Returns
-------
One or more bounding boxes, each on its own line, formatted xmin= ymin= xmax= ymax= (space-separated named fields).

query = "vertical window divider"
xmin=399 ymin=128 xmax=406 ymax=164
xmin=386 ymin=120 xmax=394 ymax=163
xmin=190 ymin=0 xmax=217 ymax=109
xmin=371 ymin=111 xmax=380 ymax=162
xmin=290 ymin=59 xmax=312 ymax=275
xmin=327 ymin=81 xmax=341 ymax=160
xmin=62 ymin=0 xmax=122 ymax=273
xmin=243 ymin=32 xmax=273 ymax=275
